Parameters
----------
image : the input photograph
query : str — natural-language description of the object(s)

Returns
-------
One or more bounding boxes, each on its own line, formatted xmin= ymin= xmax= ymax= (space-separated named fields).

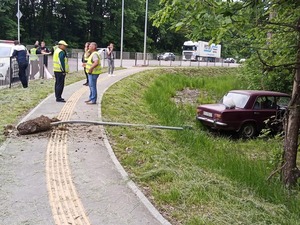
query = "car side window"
xmin=254 ymin=96 xmax=276 ymax=110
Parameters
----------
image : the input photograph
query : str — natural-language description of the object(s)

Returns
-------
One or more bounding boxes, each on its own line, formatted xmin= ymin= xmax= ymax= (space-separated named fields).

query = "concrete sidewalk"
xmin=0 ymin=68 xmax=171 ymax=225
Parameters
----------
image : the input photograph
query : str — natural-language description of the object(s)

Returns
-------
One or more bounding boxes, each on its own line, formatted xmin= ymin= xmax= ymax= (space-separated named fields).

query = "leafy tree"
xmin=0 ymin=0 xmax=18 ymax=40
xmin=154 ymin=0 xmax=300 ymax=187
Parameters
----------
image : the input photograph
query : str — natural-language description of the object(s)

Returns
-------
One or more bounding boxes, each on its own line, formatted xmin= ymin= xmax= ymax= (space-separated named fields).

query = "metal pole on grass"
xmin=143 ymin=0 xmax=148 ymax=66
xmin=120 ymin=0 xmax=124 ymax=67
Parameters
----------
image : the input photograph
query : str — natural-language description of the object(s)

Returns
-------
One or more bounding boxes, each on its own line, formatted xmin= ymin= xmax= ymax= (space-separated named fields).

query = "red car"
xmin=196 ymin=90 xmax=290 ymax=138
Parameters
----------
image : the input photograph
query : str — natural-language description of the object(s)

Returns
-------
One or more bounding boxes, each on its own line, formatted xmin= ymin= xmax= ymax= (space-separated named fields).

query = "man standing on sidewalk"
xmin=84 ymin=42 xmax=101 ymax=104
xmin=12 ymin=40 xmax=29 ymax=88
xmin=53 ymin=40 xmax=69 ymax=102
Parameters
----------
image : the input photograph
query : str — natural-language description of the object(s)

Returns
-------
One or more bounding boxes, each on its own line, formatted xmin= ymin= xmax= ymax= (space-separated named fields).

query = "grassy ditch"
xmin=0 ymin=71 xmax=87 ymax=143
xmin=102 ymin=67 xmax=300 ymax=225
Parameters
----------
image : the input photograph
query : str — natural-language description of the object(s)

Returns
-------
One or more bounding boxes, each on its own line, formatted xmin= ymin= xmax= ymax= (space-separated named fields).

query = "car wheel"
xmin=239 ymin=123 xmax=257 ymax=139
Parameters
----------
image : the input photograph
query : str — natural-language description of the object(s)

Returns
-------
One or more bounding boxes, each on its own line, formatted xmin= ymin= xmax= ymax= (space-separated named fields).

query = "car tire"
xmin=239 ymin=123 xmax=257 ymax=139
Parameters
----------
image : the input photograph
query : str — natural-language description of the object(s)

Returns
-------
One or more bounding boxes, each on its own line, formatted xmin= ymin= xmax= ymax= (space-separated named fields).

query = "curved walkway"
xmin=0 ymin=68 xmax=171 ymax=225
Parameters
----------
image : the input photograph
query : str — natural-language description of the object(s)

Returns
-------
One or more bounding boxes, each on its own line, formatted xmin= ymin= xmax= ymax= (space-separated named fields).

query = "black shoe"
xmin=83 ymin=83 xmax=89 ymax=86
xmin=56 ymin=98 xmax=66 ymax=102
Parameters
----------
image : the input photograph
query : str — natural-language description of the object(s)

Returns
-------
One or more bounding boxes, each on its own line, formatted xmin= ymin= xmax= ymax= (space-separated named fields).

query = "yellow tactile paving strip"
xmin=46 ymin=85 xmax=91 ymax=225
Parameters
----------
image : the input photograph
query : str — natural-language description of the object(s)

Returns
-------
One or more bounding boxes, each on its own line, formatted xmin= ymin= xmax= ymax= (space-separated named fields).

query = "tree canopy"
xmin=0 ymin=0 xmax=186 ymax=52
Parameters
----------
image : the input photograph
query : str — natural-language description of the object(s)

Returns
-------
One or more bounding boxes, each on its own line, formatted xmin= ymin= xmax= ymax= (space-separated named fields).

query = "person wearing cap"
xmin=53 ymin=40 xmax=69 ymax=102
xmin=12 ymin=40 xmax=29 ymax=88
xmin=84 ymin=42 xmax=101 ymax=104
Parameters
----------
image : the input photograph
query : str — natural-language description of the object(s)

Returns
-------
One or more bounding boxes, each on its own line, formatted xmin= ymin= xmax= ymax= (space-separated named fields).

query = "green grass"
xmin=1 ymin=67 xmax=299 ymax=224
xmin=102 ymin=67 xmax=300 ymax=225
xmin=0 ymin=71 xmax=87 ymax=143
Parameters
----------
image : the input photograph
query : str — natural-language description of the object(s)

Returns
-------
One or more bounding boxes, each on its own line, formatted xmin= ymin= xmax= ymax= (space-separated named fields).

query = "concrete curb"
xmin=98 ymin=75 xmax=172 ymax=225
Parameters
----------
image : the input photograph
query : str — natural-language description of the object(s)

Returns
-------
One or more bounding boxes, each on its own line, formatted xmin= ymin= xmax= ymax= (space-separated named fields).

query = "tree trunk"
xmin=282 ymin=40 xmax=300 ymax=187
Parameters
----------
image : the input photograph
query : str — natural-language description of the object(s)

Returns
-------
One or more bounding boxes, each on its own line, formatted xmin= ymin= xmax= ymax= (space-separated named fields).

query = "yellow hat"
xmin=58 ymin=40 xmax=68 ymax=46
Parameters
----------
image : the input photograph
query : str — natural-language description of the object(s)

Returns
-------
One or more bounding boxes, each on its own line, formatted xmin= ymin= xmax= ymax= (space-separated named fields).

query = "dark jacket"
xmin=12 ymin=45 xmax=28 ymax=64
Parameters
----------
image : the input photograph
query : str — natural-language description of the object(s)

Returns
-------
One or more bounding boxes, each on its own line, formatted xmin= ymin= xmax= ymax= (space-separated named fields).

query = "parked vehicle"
xmin=182 ymin=40 xmax=221 ymax=61
xmin=157 ymin=52 xmax=175 ymax=61
xmin=224 ymin=58 xmax=236 ymax=63
xmin=196 ymin=90 xmax=290 ymax=138
xmin=0 ymin=40 xmax=19 ymax=81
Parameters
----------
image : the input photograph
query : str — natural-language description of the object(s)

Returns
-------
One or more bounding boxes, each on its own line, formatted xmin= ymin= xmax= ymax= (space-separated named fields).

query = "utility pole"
xmin=120 ymin=0 xmax=124 ymax=67
xmin=16 ymin=0 xmax=22 ymax=42
xmin=143 ymin=0 xmax=148 ymax=65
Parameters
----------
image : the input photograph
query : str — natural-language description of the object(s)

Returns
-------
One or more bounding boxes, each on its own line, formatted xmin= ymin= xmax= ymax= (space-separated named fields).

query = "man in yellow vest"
xmin=29 ymin=43 xmax=39 ymax=79
xmin=53 ymin=40 xmax=69 ymax=102
xmin=84 ymin=42 xmax=101 ymax=104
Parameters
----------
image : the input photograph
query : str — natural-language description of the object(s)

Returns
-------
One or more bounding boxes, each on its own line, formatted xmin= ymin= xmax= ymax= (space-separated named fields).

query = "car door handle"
xmin=254 ymin=112 xmax=260 ymax=115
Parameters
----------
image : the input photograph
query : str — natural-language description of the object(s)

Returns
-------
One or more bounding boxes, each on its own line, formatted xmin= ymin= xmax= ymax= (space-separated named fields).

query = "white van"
xmin=0 ymin=41 xmax=19 ymax=81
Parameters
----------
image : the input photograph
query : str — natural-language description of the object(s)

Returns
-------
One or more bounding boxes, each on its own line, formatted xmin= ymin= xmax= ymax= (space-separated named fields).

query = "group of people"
xmin=79 ymin=42 xmax=115 ymax=104
xmin=55 ymin=40 xmax=112 ymax=104
xmin=12 ymin=39 xmax=114 ymax=105
xmin=29 ymin=40 xmax=52 ymax=68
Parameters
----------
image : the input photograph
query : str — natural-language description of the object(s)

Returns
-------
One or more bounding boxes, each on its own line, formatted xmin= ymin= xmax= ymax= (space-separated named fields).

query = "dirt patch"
xmin=16 ymin=115 xmax=59 ymax=135
xmin=172 ymin=88 xmax=200 ymax=105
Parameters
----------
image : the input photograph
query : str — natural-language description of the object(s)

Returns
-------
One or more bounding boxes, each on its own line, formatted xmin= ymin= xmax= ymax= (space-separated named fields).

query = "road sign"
xmin=16 ymin=11 xmax=23 ymax=19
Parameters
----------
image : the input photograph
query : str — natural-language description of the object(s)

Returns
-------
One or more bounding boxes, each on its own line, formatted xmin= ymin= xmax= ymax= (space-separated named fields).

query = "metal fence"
xmin=1 ymin=51 xmax=239 ymax=88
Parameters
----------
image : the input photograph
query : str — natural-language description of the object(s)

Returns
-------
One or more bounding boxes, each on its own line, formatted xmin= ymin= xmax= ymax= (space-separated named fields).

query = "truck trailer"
xmin=182 ymin=40 xmax=221 ymax=61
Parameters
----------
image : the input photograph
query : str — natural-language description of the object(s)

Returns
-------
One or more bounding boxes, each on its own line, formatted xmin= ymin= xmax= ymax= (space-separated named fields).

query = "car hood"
xmin=197 ymin=103 xmax=227 ymax=112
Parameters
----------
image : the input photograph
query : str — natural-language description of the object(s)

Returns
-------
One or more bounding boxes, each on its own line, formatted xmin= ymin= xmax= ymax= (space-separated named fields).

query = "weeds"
xmin=102 ymin=67 xmax=300 ymax=224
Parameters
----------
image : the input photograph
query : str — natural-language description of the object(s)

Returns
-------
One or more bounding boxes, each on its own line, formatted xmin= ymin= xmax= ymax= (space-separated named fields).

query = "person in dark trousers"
xmin=38 ymin=41 xmax=51 ymax=67
xmin=12 ymin=40 xmax=29 ymax=88
xmin=53 ymin=40 xmax=69 ymax=102
xmin=81 ymin=42 xmax=90 ymax=85
xmin=106 ymin=43 xmax=115 ymax=76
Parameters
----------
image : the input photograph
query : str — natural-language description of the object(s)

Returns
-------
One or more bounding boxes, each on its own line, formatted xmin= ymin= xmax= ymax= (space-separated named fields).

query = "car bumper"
xmin=196 ymin=116 xmax=227 ymax=127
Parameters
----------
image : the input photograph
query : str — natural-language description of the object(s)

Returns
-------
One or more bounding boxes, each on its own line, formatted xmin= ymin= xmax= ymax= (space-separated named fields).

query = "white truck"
xmin=182 ymin=40 xmax=221 ymax=61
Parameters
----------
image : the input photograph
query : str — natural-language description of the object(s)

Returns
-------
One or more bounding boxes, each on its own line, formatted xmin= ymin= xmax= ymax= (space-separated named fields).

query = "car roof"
xmin=229 ymin=90 xmax=290 ymax=97
xmin=0 ymin=43 xmax=14 ymax=47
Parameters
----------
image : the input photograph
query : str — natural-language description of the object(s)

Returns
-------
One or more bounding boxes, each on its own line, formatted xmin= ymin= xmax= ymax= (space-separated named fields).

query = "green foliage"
xmin=241 ymin=57 xmax=293 ymax=93
xmin=102 ymin=68 xmax=300 ymax=224
xmin=154 ymin=0 xmax=300 ymax=94
xmin=0 ymin=72 xmax=86 ymax=143
xmin=0 ymin=0 xmax=184 ymax=53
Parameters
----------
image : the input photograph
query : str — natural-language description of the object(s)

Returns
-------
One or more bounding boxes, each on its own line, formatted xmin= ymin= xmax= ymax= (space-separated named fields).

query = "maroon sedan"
xmin=196 ymin=90 xmax=290 ymax=138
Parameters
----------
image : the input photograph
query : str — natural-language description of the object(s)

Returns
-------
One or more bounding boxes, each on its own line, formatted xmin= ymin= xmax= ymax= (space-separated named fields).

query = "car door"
xmin=252 ymin=96 xmax=277 ymax=130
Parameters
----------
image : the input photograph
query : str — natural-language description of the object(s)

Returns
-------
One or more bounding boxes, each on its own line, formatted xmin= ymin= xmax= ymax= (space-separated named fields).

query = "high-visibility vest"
xmin=30 ymin=47 xmax=38 ymax=61
xmin=53 ymin=48 xmax=69 ymax=73
xmin=83 ymin=50 xmax=90 ymax=62
xmin=52 ymin=45 xmax=58 ymax=53
xmin=85 ymin=51 xmax=101 ymax=75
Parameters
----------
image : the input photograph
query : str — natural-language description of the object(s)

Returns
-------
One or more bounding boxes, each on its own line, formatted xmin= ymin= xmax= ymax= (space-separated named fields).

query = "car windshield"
xmin=221 ymin=92 xmax=250 ymax=108
xmin=277 ymin=96 xmax=290 ymax=107
xmin=182 ymin=45 xmax=196 ymax=51
xmin=0 ymin=46 xmax=12 ymax=57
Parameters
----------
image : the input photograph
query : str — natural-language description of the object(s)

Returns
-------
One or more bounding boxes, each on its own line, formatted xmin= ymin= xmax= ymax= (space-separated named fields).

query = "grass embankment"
xmin=102 ymin=67 xmax=300 ymax=225
xmin=0 ymin=71 xmax=86 ymax=143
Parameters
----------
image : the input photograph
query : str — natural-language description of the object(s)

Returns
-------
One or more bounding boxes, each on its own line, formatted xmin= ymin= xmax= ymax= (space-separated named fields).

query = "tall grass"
xmin=102 ymin=67 xmax=300 ymax=224
xmin=0 ymin=71 xmax=87 ymax=143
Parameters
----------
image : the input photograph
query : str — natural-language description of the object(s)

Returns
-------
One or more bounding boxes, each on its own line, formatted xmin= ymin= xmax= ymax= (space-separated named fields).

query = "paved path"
xmin=0 ymin=67 xmax=171 ymax=225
